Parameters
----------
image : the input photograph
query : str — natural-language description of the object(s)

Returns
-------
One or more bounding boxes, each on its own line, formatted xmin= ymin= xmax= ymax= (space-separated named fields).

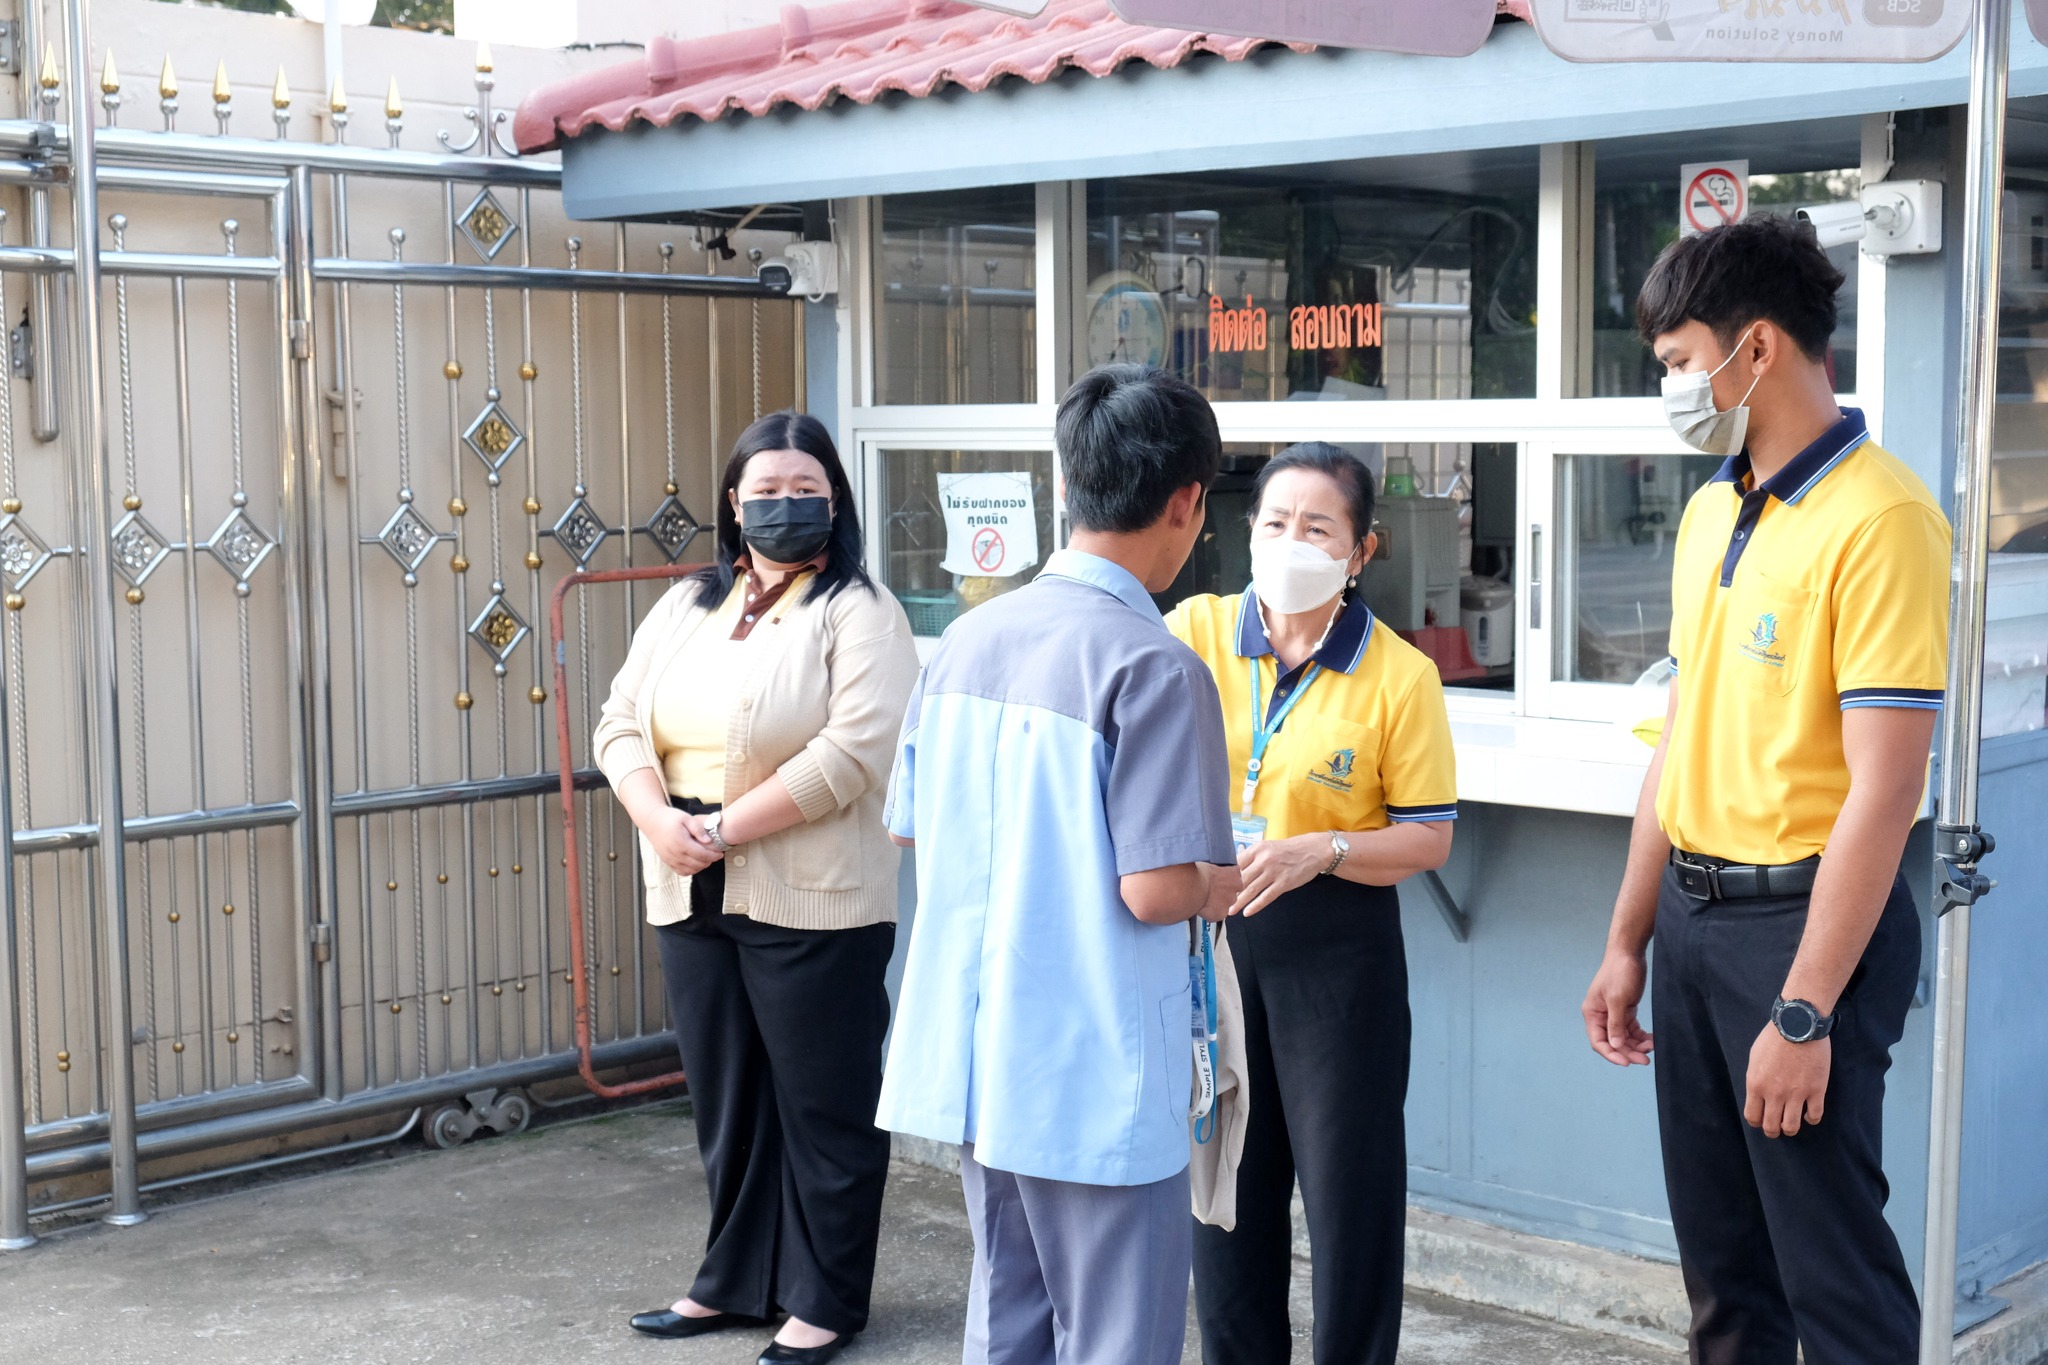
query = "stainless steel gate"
xmin=0 ymin=26 xmax=800 ymax=1240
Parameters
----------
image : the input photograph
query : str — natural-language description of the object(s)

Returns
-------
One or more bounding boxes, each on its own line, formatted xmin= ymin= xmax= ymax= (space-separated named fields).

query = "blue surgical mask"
xmin=1661 ymin=327 xmax=1763 ymax=457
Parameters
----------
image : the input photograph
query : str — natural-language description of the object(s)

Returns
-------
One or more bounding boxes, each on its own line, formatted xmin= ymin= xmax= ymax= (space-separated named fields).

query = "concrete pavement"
xmin=0 ymin=1101 xmax=1679 ymax=1365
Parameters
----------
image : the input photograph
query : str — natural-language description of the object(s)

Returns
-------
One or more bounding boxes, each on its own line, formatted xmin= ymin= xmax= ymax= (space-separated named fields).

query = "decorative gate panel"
xmin=0 ymin=42 xmax=803 ymax=1234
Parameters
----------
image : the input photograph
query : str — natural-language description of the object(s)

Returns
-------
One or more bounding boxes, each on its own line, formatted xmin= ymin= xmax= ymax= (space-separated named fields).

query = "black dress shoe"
xmin=757 ymin=1334 xmax=855 ymax=1364
xmin=628 ymin=1308 xmax=770 ymax=1339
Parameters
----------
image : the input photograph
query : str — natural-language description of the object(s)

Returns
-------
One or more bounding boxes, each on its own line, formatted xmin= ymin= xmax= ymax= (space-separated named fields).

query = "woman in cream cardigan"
xmin=595 ymin=410 xmax=918 ymax=1365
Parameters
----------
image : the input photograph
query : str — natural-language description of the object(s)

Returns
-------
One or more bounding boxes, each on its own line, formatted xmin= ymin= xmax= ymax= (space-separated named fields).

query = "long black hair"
xmin=689 ymin=409 xmax=876 ymax=609
xmin=1251 ymin=441 xmax=1376 ymax=547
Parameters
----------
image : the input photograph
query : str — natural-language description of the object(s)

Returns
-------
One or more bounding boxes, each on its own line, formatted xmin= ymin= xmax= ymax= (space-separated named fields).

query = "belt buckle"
xmin=1673 ymin=856 xmax=1719 ymax=901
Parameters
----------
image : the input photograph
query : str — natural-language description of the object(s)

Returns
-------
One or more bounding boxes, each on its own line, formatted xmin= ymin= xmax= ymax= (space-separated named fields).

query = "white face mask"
xmin=1250 ymin=536 xmax=1352 ymax=615
xmin=1661 ymin=327 xmax=1764 ymax=457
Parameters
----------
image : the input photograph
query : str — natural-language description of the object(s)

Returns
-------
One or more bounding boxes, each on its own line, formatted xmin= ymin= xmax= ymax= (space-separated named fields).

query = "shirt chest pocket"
xmin=1291 ymin=717 xmax=1384 ymax=824
xmin=1726 ymin=571 xmax=1816 ymax=698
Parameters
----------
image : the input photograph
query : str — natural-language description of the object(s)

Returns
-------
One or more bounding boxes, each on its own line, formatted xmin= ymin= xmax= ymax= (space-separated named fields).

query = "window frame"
xmin=838 ymin=146 xmax=1883 ymax=810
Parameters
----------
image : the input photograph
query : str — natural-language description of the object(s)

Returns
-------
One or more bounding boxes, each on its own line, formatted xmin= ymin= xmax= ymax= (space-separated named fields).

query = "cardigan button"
xmin=738 ymin=697 xmax=753 ymax=709
xmin=734 ymin=902 xmax=749 ymax=914
xmin=732 ymin=855 xmax=747 ymax=868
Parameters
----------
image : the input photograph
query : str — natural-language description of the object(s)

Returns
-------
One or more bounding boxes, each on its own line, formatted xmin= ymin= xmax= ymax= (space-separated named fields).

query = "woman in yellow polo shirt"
xmin=1166 ymin=441 xmax=1456 ymax=1365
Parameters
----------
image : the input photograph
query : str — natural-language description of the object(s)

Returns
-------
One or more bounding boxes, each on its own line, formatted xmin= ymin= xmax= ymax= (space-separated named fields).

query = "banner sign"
xmin=1680 ymin=160 xmax=1749 ymax=236
xmin=938 ymin=472 xmax=1040 ymax=580
xmin=1107 ymin=0 xmax=1496 ymax=56
xmin=1527 ymin=0 xmax=1967 ymax=63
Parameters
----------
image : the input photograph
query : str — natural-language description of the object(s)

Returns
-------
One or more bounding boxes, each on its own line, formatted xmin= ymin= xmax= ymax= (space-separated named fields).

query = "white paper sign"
xmin=1680 ymin=160 xmax=1749 ymax=237
xmin=938 ymin=472 xmax=1039 ymax=579
xmin=1529 ymin=0 xmax=1967 ymax=63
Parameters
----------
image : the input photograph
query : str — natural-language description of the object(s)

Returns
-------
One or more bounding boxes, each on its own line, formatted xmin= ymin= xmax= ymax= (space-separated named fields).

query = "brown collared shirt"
xmin=731 ymin=554 xmax=829 ymax=640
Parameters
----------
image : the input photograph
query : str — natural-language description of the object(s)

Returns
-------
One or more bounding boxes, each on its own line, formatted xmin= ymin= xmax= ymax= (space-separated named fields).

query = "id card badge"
xmin=1231 ymin=813 xmax=1268 ymax=856
xmin=1189 ymin=923 xmax=1218 ymax=1132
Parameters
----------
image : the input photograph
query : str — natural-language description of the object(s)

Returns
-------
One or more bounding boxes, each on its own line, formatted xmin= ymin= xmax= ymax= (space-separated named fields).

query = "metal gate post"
xmin=281 ymin=164 xmax=339 ymax=1103
xmin=60 ymin=0 xmax=145 ymax=1226
xmin=18 ymin=0 xmax=61 ymax=444
xmin=0 ymin=643 xmax=33 ymax=1248
xmin=1921 ymin=0 xmax=2010 ymax=1355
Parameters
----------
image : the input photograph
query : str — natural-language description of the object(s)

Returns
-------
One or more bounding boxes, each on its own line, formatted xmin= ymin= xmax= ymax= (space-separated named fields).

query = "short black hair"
xmin=1635 ymin=214 xmax=1845 ymax=360
xmin=1253 ymin=442 xmax=1377 ymax=547
xmin=1055 ymin=364 xmax=1221 ymax=533
xmin=691 ymin=409 xmax=875 ymax=609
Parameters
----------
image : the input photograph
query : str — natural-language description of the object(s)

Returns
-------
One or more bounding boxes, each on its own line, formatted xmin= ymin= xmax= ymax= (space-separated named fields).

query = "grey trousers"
xmin=959 ymin=1143 xmax=1191 ymax=1365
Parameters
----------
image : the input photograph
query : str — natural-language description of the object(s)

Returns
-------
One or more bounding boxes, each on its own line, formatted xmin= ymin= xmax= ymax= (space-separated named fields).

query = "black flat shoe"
xmin=757 ymin=1334 xmax=855 ymax=1364
xmin=628 ymin=1308 xmax=770 ymax=1339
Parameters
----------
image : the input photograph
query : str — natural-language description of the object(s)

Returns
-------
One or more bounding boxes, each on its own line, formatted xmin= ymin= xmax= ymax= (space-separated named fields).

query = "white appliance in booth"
xmin=1362 ymin=495 xmax=1460 ymax=632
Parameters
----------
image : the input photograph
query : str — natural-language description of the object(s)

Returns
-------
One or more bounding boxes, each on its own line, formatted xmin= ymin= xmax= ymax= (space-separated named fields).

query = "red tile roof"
xmin=513 ymin=0 xmax=1317 ymax=155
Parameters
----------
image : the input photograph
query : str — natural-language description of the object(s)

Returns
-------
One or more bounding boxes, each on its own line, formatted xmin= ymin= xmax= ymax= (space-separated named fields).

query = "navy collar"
xmin=1234 ymin=589 xmax=1374 ymax=675
xmin=1709 ymin=407 xmax=1870 ymax=506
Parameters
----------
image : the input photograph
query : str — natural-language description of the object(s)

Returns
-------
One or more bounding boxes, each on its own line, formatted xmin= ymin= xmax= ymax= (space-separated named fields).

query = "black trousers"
xmin=1652 ymin=863 xmax=1922 ymax=1365
xmin=654 ymin=853 xmax=895 ymax=1335
xmin=1193 ymin=877 xmax=1410 ymax=1365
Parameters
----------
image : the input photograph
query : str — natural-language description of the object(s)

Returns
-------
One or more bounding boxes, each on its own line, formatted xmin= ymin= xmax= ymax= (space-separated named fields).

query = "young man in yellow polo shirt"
xmin=1581 ymin=217 xmax=1950 ymax=1365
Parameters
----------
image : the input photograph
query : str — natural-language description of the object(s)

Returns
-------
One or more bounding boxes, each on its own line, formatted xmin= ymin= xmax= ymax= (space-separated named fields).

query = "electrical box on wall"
xmin=780 ymin=241 xmax=839 ymax=300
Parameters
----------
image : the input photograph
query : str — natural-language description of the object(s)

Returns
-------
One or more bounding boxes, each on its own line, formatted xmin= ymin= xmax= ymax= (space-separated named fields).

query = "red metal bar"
xmin=551 ymin=564 xmax=701 ymax=1099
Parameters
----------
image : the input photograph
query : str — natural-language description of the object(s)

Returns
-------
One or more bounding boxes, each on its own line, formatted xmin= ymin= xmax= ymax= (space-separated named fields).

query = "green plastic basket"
xmin=895 ymin=589 xmax=960 ymax=638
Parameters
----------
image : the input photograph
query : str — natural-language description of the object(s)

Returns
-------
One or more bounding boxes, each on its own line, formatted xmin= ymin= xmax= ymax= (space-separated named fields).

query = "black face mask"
xmin=740 ymin=495 xmax=833 ymax=566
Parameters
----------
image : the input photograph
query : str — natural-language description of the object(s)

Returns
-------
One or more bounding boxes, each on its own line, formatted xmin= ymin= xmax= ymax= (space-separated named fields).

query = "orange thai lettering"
xmin=1208 ymin=294 xmax=1269 ymax=354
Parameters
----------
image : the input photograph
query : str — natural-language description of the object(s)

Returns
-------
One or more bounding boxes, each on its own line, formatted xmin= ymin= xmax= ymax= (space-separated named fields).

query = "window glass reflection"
xmin=1086 ymin=169 xmax=1537 ymax=402
xmin=1591 ymin=164 xmax=1860 ymax=398
xmin=878 ymin=449 xmax=1055 ymax=636
xmin=1557 ymin=453 xmax=1723 ymax=684
xmin=876 ymin=188 xmax=1036 ymax=405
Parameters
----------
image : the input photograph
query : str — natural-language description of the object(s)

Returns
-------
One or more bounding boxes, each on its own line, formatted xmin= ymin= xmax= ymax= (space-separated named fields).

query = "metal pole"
xmin=1920 ymin=0 xmax=2009 ymax=1356
xmin=19 ymin=0 xmax=61 ymax=443
xmin=0 ymin=636 xmax=34 ymax=1248
xmin=59 ymin=0 xmax=146 ymax=1226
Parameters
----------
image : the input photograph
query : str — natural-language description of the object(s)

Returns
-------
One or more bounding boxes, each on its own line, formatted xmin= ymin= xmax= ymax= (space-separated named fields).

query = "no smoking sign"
xmin=1679 ymin=160 xmax=1748 ymax=238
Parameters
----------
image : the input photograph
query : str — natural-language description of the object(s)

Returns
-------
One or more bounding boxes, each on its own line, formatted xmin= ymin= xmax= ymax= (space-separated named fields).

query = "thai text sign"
xmin=1290 ymin=302 xmax=1383 ymax=352
xmin=1528 ymin=0 xmax=1966 ymax=62
xmin=1208 ymin=295 xmax=1381 ymax=355
xmin=938 ymin=472 xmax=1039 ymax=579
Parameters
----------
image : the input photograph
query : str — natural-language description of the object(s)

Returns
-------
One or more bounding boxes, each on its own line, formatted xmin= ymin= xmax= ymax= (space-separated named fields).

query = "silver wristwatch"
xmin=702 ymin=812 xmax=732 ymax=853
xmin=1324 ymin=831 xmax=1351 ymax=875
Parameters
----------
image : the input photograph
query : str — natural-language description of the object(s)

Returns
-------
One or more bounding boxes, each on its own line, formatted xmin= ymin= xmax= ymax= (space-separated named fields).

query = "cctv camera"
xmin=758 ymin=262 xmax=794 ymax=295
xmin=1795 ymin=201 xmax=1868 ymax=250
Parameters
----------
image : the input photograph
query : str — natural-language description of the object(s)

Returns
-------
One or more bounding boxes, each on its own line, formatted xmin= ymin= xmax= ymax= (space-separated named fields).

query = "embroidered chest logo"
xmin=1739 ymin=610 xmax=1789 ymax=669
xmin=1307 ymin=748 xmax=1357 ymax=794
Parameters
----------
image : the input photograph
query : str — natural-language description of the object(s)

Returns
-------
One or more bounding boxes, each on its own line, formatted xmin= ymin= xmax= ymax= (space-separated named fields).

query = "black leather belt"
xmin=1670 ymin=850 xmax=1820 ymax=901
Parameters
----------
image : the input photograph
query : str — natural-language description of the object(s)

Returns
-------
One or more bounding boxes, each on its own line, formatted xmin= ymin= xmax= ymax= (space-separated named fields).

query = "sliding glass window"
xmin=874 ymin=187 xmax=1037 ymax=405
xmin=1085 ymin=162 xmax=1539 ymax=403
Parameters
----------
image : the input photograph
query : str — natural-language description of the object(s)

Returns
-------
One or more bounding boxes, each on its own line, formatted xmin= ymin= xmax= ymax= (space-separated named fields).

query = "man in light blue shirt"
xmin=880 ymin=364 xmax=1240 ymax=1365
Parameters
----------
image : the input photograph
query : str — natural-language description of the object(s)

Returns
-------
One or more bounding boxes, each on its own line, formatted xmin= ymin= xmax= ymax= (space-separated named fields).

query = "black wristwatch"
xmin=1772 ymin=996 xmax=1837 ymax=1044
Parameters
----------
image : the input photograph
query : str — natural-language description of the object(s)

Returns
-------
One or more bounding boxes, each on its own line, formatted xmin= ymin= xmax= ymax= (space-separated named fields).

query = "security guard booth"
xmin=516 ymin=1 xmax=2048 ymax=1337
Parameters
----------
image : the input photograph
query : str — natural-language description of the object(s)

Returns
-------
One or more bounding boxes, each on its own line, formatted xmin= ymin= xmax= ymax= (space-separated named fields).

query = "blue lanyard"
xmin=1191 ymin=919 xmax=1220 ymax=1143
xmin=1243 ymin=655 xmax=1322 ymax=814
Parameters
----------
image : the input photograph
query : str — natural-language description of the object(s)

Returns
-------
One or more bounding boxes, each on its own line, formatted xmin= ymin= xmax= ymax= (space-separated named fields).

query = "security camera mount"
xmin=1858 ymin=179 xmax=1942 ymax=257
xmin=779 ymin=240 xmax=839 ymax=301
xmin=1796 ymin=180 xmax=1942 ymax=258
